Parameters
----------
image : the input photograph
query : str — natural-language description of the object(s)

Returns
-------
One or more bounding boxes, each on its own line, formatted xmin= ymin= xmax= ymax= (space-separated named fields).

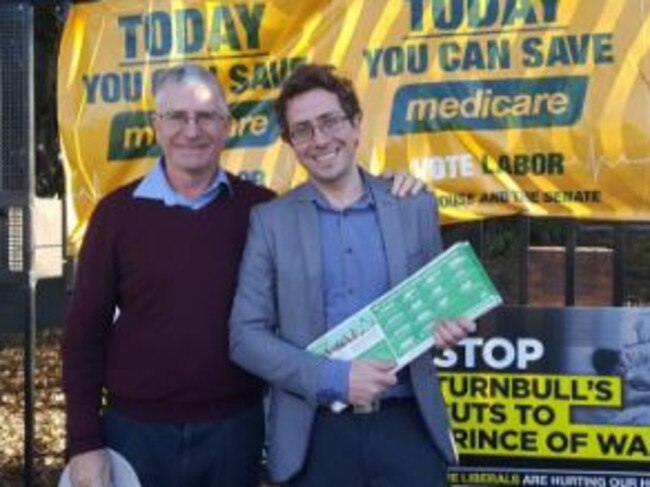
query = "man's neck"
xmin=165 ymin=164 xmax=220 ymax=199
xmin=312 ymin=166 xmax=364 ymax=211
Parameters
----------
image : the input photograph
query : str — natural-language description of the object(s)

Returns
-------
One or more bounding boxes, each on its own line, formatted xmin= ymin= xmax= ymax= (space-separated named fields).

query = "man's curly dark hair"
xmin=274 ymin=64 xmax=362 ymax=143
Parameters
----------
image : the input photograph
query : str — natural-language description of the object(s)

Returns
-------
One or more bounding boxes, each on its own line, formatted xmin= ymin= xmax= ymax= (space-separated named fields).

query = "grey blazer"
xmin=229 ymin=172 xmax=457 ymax=483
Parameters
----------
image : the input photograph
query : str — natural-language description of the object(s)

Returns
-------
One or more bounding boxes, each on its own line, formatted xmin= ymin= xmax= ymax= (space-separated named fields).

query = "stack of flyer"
xmin=308 ymin=241 xmax=502 ymax=370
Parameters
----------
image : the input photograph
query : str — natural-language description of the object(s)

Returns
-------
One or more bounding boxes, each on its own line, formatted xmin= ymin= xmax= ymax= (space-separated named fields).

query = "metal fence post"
xmin=0 ymin=1 xmax=35 ymax=485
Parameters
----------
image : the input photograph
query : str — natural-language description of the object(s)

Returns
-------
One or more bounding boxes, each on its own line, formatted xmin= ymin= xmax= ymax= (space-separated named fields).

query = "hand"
xmin=381 ymin=170 xmax=425 ymax=198
xmin=434 ymin=317 xmax=476 ymax=349
xmin=347 ymin=359 xmax=396 ymax=407
xmin=69 ymin=449 xmax=111 ymax=487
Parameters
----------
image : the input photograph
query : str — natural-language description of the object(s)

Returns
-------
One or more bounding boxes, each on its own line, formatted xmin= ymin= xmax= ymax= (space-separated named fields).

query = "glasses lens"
xmin=290 ymin=123 xmax=313 ymax=143
xmin=196 ymin=111 xmax=220 ymax=128
xmin=166 ymin=111 xmax=187 ymax=129
xmin=319 ymin=114 xmax=344 ymax=133
xmin=158 ymin=111 xmax=227 ymax=130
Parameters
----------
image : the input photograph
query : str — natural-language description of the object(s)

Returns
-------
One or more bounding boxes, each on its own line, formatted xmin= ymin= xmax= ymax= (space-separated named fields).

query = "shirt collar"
xmin=306 ymin=173 xmax=375 ymax=212
xmin=133 ymin=158 xmax=232 ymax=209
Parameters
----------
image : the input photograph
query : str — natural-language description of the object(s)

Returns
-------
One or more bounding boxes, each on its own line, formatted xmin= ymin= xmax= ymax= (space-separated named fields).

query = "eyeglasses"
xmin=154 ymin=110 xmax=229 ymax=131
xmin=288 ymin=112 xmax=350 ymax=144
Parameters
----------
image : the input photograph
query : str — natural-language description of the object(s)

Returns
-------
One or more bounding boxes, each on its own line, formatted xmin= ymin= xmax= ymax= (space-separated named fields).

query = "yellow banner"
xmin=58 ymin=0 xmax=650 ymax=252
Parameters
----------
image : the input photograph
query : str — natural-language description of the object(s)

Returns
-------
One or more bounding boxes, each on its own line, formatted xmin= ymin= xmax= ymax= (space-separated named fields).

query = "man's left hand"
xmin=381 ymin=170 xmax=425 ymax=198
xmin=434 ymin=317 xmax=476 ymax=349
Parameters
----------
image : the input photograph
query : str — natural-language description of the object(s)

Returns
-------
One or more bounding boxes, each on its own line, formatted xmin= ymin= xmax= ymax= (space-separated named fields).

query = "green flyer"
xmin=307 ymin=241 xmax=502 ymax=367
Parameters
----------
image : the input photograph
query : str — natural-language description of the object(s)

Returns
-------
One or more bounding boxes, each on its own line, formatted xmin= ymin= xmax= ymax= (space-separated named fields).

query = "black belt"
xmin=322 ymin=397 xmax=414 ymax=415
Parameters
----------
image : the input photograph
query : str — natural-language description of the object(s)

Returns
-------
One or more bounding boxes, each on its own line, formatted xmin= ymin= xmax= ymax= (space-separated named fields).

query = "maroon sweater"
xmin=62 ymin=175 xmax=275 ymax=456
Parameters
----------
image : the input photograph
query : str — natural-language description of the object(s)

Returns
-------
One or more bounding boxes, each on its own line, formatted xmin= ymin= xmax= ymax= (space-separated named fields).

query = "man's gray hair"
xmin=154 ymin=63 xmax=227 ymax=106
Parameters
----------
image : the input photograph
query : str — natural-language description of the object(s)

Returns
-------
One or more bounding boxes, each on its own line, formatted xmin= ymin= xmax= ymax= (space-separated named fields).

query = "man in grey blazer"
xmin=230 ymin=64 xmax=475 ymax=486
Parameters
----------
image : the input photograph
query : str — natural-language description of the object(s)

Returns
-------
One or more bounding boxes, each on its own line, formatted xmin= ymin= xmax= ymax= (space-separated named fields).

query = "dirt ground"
xmin=0 ymin=330 xmax=65 ymax=486
xmin=0 ymin=332 xmax=275 ymax=487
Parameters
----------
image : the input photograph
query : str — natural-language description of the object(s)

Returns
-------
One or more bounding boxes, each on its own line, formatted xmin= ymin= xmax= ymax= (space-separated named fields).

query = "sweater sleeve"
xmin=62 ymin=198 xmax=119 ymax=457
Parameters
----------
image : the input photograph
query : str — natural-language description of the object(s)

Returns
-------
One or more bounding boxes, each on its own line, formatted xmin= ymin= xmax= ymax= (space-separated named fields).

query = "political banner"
xmin=440 ymin=306 xmax=650 ymax=486
xmin=58 ymin=0 xmax=650 ymax=252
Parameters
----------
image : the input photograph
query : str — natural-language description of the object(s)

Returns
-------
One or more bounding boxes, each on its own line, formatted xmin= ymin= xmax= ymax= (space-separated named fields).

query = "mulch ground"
xmin=1 ymin=330 xmax=65 ymax=486
xmin=0 ymin=331 xmax=277 ymax=486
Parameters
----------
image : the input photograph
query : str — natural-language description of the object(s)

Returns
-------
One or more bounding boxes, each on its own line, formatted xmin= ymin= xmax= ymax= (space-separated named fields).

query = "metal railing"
xmin=0 ymin=2 xmax=36 ymax=486
xmin=442 ymin=217 xmax=650 ymax=308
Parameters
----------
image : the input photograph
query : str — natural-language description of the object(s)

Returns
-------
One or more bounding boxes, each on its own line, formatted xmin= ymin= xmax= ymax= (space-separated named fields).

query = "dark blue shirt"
xmin=309 ymin=182 xmax=412 ymax=403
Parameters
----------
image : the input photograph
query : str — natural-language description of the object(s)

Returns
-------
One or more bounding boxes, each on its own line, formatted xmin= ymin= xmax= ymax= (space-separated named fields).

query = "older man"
xmin=229 ymin=64 xmax=475 ymax=487
xmin=62 ymin=63 xmax=425 ymax=487
xmin=62 ymin=64 xmax=274 ymax=487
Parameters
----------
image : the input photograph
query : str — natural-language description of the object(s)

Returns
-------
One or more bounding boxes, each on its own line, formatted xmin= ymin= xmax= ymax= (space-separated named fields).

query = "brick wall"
xmin=528 ymin=246 xmax=614 ymax=306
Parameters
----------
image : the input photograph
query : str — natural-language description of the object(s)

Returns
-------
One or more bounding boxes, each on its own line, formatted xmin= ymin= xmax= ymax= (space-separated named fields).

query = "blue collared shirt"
xmin=133 ymin=159 xmax=231 ymax=209
xmin=308 ymin=182 xmax=394 ymax=404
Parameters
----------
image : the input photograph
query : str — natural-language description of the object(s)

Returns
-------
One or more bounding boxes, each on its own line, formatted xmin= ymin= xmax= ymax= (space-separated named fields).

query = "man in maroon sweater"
xmin=62 ymin=64 xmax=275 ymax=487
xmin=63 ymin=63 xmax=423 ymax=487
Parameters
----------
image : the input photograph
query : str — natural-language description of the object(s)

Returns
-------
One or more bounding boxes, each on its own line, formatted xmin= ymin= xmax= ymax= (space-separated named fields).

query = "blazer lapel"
xmin=366 ymin=174 xmax=408 ymax=287
xmin=295 ymin=186 xmax=326 ymax=337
